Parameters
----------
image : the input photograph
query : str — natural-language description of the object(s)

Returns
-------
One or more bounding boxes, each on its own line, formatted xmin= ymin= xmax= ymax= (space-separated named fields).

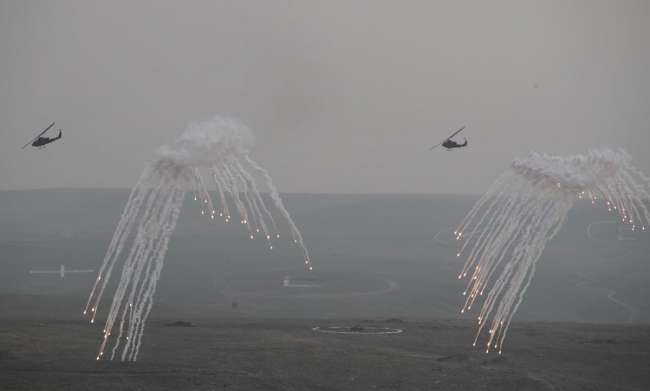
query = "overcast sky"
xmin=1 ymin=0 xmax=649 ymax=194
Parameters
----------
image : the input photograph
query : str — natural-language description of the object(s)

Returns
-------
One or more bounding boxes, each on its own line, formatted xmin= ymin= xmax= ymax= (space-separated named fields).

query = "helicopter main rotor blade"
xmin=430 ymin=126 xmax=465 ymax=150
xmin=445 ymin=126 xmax=465 ymax=140
xmin=21 ymin=122 xmax=55 ymax=149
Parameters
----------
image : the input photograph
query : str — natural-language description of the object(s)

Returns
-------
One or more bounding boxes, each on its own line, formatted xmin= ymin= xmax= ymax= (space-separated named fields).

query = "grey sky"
xmin=1 ymin=0 xmax=649 ymax=194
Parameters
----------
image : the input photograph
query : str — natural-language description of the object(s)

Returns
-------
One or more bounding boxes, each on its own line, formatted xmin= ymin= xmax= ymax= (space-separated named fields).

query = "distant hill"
xmin=0 ymin=188 xmax=479 ymax=241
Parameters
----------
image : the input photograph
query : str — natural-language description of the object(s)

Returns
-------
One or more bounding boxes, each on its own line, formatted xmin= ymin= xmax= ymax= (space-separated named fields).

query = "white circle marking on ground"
xmin=313 ymin=326 xmax=403 ymax=335
xmin=586 ymin=221 xmax=641 ymax=244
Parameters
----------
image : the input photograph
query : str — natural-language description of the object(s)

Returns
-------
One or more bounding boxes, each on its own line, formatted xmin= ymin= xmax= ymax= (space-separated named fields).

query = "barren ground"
xmin=1 ymin=294 xmax=649 ymax=391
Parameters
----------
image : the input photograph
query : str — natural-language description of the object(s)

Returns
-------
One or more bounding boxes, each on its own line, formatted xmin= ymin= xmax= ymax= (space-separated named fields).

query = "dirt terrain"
xmin=1 ymin=294 xmax=648 ymax=391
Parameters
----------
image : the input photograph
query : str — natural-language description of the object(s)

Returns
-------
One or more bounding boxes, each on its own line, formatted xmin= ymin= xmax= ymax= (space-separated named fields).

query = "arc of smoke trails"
xmin=232 ymin=158 xmax=279 ymax=237
xmin=220 ymin=163 xmax=252 ymax=229
xmin=245 ymin=154 xmax=312 ymax=269
xmin=128 ymin=188 xmax=185 ymax=361
xmin=454 ymin=148 xmax=650 ymax=353
xmin=84 ymin=166 xmax=155 ymax=320
xmin=86 ymin=117 xmax=311 ymax=361
xmin=95 ymin=169 xmax=188 ymax=360
xmin=209 ymin=166 xmax=230 ymax=219
xmin=113 ymin=185 xmax=185 ymax=360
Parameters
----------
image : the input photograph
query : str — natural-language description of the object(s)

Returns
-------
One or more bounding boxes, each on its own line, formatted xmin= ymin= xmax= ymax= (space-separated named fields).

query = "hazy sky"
xmin=1 ymin=0 xmax=649 ymax=194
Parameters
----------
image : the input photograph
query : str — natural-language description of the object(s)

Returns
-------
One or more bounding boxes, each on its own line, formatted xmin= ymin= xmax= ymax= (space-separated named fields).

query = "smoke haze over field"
xmin=1 ymin=0 xmax=649 ymax=194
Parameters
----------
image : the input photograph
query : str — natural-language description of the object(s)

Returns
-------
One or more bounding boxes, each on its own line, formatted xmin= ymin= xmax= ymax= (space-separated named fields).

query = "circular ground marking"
xmin=216 ymin=270 xmax=401 ymax=299
xmin=587 ymin=221 xmax=647 ymax=244
xmin=312 ymin=326 xmax=403 ymax=335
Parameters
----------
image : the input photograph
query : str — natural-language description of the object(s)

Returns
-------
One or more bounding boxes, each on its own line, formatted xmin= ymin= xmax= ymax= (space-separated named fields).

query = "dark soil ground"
xmin=1 ymin=294 xmax=648 ymax=391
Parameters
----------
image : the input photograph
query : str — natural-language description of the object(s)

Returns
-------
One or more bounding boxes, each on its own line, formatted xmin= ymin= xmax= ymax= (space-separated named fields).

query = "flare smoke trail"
xmin=84 ymin=117 xmax=311 ymax=361
xmin=455 ymin=148 xmax=650 ymax=354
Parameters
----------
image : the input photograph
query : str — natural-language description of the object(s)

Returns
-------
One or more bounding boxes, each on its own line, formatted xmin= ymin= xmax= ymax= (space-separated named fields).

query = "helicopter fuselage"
xmin=442 ymin=138 xmax=467 ymax=150
xmin=31 ymin=132 xmax=61 ymax=148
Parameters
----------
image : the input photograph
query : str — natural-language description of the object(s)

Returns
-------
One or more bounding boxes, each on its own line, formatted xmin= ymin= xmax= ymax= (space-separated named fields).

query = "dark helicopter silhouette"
xmin=21 ymin=122 xmax=62 ymax=149
xmin=430 ymin=127 xmax=467 ymax=151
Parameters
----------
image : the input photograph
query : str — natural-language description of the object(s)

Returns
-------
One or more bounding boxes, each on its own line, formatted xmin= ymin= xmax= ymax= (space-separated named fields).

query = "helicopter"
xmin=21 ymin=122 xmax=62 ymax=149
xmin=430 ymin=126 xmax=467 ymax=151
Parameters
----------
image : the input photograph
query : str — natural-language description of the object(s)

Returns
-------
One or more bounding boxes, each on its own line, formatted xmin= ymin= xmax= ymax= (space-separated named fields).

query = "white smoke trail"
xmin=219 ymin=163 xmax=251 ymax=229
xmin=245 ymin=154 xmax=312 ymax=269
xmin=456 ymin=148 xmax=650 ymax=353
xmin=88 ymin=173 xmax=156 ymax=322
xmin=233 ymin=158 xmax=279 ymax=236
xmin=86 ymin=116 xmax=311 ymax=361
xmin=209 ymin=166 xmax=230 ymax=218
